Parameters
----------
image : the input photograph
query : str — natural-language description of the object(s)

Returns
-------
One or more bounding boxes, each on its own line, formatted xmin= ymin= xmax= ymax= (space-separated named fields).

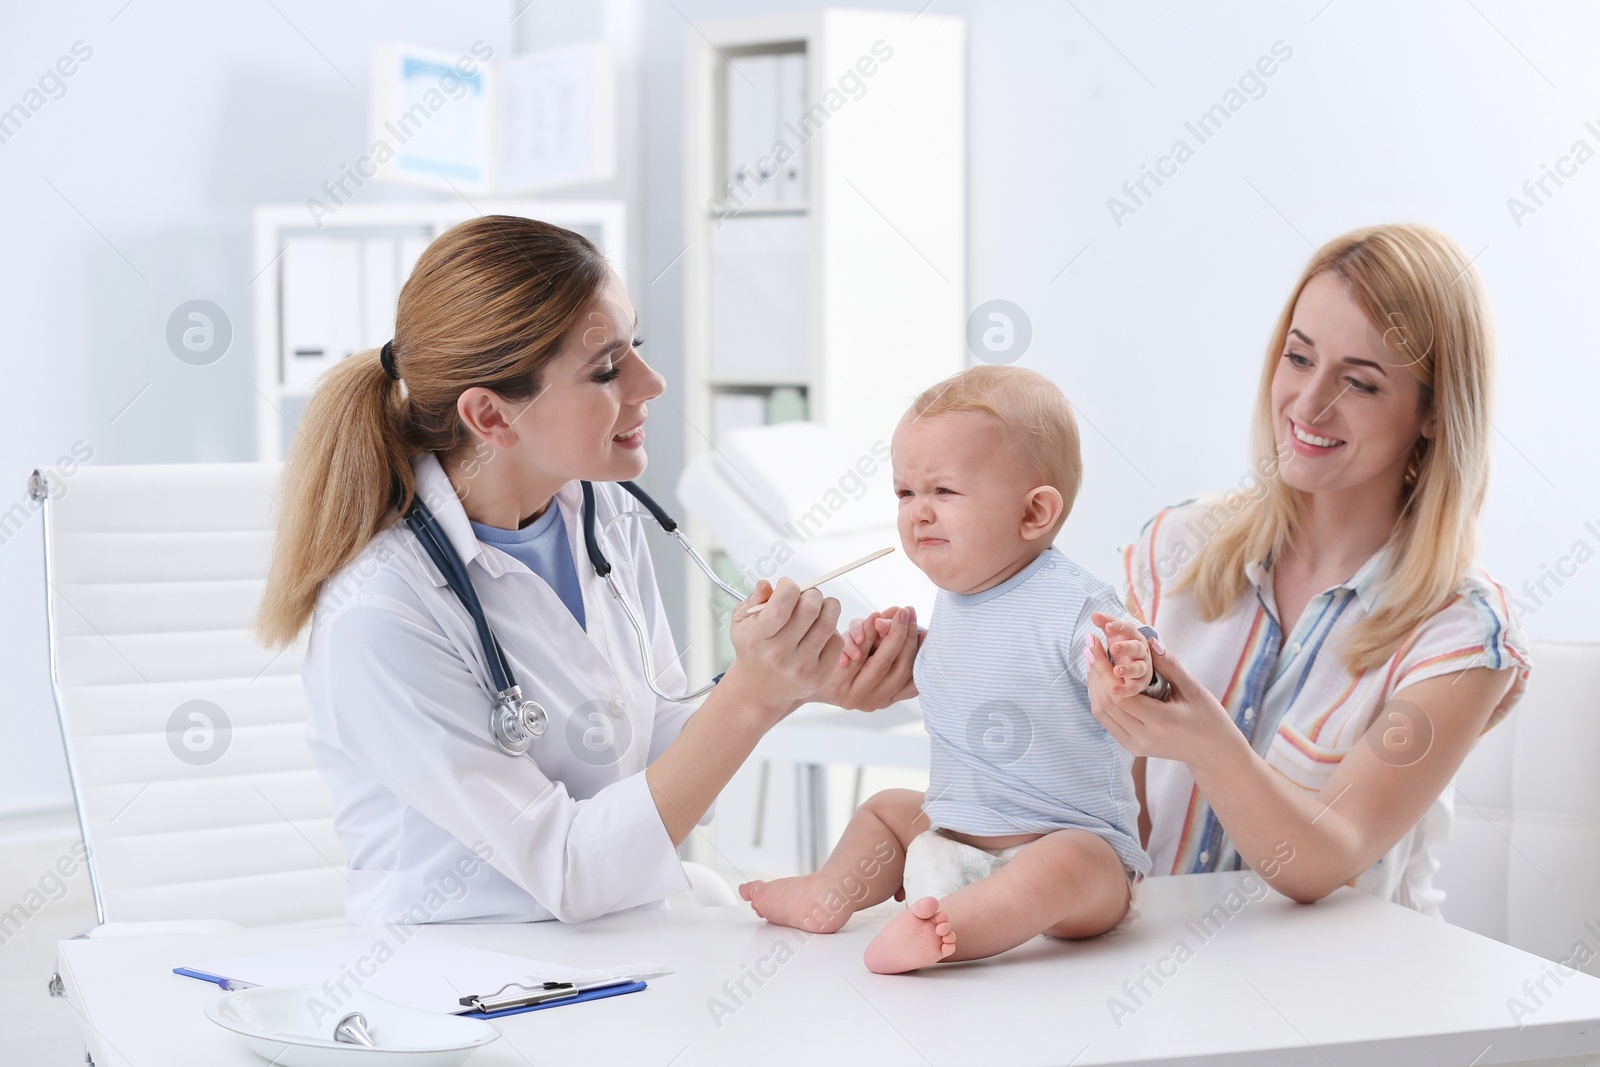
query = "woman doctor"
xmin=255 ymin=216 xmax=920 ymax=925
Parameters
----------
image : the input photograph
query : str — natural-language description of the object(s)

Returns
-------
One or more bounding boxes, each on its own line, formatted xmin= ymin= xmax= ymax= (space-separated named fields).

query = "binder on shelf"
xmin=720 ymin=49 xmax=808 ymax=210
xmin=360 ymin=238 xmax=400 ymax=351
xmin=774 ymin=50 xmax=807 ymax=205
xmin=329 ymin=239 xmax=363 ymax=365
xmin=280 ymin=238 xmax=336 ymax=391
xmin=725 ymin=53 xmax=778 ymax=210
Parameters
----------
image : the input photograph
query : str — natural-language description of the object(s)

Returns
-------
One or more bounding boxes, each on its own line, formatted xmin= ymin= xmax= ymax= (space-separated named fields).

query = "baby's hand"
xmin=838 ymin=607 xmax=928 ymax=668
xmin=839 ymin=607 xmax=899 ymax=667
xmin=1091 ymin=612 xmax=1153 ymax=699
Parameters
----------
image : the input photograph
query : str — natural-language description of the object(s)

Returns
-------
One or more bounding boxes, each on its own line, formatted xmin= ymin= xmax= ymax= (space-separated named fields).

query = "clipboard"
xmin=174 ymin=939 xmax=665 ymax=1020
xmin=459 ymin=979 xmax=648 ymax=1019
xmin=174 ymin=966 xmax=648 ymax=1020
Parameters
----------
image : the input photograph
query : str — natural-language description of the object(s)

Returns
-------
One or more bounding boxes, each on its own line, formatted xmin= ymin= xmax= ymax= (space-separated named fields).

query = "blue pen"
xmin=172 ymin=967 xmax=255 ymax=991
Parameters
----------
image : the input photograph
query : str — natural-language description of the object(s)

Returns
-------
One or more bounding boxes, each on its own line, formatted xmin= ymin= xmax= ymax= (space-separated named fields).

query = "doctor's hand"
xmin=820 ymin=605 xmax=923 ymax=711
xmin=724 ymin=578 xmax=845 ymax=723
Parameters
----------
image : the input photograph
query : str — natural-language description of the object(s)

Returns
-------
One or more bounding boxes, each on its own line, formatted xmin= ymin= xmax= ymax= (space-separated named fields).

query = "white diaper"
xmin=901 ymin=829 xmax=1027 ymax=902
xmin=901 ymin=829 xmax=1145 ymax=933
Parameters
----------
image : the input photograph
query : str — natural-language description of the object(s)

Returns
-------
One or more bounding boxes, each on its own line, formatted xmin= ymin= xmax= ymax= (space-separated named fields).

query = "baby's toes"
xmin=739 ymin=881 xmax=766 ymax=914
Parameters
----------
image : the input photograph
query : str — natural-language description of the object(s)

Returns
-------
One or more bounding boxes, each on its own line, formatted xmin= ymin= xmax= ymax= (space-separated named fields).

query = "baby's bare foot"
xmin=739 ymin=875 xmax=853 ymax=933
xmin=863 ymin=896 xmax=956 ymax=974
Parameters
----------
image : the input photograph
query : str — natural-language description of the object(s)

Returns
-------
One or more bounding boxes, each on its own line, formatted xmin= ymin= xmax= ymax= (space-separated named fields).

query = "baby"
xmin=739 ymin=365 xmax=1157 ymax=973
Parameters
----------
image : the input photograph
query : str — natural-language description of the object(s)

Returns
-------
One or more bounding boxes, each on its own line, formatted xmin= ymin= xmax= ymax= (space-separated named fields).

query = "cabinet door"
xmin=709 ymin=214 xmax=810 ymax=381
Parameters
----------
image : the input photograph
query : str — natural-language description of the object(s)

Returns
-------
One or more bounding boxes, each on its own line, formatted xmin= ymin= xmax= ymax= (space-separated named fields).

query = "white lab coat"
xmin=301 ymin=453 xmax=707 ymax=925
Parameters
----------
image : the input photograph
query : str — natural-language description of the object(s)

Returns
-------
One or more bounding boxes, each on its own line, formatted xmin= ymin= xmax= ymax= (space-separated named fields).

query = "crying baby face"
xmin=890 ymin=408 xmax=1067 ymax=596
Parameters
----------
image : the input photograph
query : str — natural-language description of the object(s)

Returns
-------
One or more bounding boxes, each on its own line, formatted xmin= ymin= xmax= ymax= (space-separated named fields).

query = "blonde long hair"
xmin=1176 ymin=223 xmax=1495 ymax=674
xmin=254 ymin=216 xmax=610 ymax=648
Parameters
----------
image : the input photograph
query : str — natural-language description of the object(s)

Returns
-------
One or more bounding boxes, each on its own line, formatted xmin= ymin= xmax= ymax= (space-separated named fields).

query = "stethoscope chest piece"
xmin=492 ymin=685 xmax=548 ymax=756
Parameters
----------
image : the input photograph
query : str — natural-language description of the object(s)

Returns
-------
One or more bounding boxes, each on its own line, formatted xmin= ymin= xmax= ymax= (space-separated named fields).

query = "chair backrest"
xmin=36 ymin=462 xmax=344 ymax=927
xmin=1435 ymin=639 xmax=1600 ymax=973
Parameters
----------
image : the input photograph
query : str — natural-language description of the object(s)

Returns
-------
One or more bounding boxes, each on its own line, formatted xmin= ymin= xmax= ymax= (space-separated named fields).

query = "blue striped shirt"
xmin=916 ymin=546 xmax=1151 ymax=877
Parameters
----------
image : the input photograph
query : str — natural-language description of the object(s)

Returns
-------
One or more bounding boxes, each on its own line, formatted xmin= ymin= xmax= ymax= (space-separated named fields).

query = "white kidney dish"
xmin=205 ymin=984 xmax=500 ymax=1066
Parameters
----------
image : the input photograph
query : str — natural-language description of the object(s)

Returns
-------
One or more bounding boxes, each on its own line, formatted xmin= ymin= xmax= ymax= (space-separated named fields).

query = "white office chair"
xmin=1435 ymin=639 xmax=1600 ymax=973
xmin=35 ymin=462 xmax=344 ymax=931
xmin=677 ymin=422 xmax=936 ymax=869
xmin=35 ymin=462 xmax=733 ymax=928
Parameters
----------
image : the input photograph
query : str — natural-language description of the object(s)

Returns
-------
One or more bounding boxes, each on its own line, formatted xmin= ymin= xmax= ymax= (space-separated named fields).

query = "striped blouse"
xmin=1122 ymin=499 xmax=1530 ymax=916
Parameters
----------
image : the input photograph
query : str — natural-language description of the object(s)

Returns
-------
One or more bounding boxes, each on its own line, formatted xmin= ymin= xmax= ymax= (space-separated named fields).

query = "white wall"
xmin=951 ymin=0 xmax=1600 ymax=643
xmin=4 ymin=0 xmax=1596 ymax=812
xmin=641 ymin=0 xmax=1599 ymax=650
xmin=0 ymin=3 xmax=518 ymax=813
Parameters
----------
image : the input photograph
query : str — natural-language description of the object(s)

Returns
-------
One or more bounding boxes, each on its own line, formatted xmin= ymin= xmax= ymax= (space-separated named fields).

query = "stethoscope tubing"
xmin=402 ymin=479 xmax=741 ymax=726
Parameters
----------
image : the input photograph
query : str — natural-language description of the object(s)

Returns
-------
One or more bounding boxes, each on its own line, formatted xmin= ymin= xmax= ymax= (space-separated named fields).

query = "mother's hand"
xmin=810 ymin=605 xmax=923 ymax=712
xmin=1086 ymin=614 xmax=1235 ymax=764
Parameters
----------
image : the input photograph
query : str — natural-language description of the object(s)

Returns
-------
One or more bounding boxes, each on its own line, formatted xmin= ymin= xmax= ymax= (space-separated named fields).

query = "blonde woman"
xmin=255 ymin=216 xmax=919 ymax=924
xmin=1086 ymin=223 xmax=1529 ymax=913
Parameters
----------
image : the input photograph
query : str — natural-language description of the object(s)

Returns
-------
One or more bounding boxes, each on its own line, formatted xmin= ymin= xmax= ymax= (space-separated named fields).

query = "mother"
xmin=1087 ymin=223 xmax=1529 ymax=912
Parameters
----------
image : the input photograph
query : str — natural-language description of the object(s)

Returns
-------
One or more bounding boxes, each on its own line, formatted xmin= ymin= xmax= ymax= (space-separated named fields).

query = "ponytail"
xmin=253 ymin=215 xmax=610 ymax=648
xmin=254 ymin=350 xmax=409 ymax=648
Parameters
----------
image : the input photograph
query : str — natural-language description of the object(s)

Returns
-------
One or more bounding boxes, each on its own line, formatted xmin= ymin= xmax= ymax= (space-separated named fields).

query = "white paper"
xmin=496 ymin=43 xmax=614 ymax=191
xmin=191 ymin=937 xmax=667 ymax=1016
xmin=369 ymin=41 xmax=614 ymax=194
xmin=370 ymin=44 xmax=493 ymax=192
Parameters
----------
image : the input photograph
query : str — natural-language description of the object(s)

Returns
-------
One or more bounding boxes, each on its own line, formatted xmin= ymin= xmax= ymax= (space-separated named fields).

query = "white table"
xmin=55 ymin=872 xmax=1600 ymax=1066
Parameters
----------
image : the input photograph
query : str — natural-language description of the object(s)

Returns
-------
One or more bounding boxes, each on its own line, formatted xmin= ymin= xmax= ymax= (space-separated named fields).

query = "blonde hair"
xmin=1177 ymin=223 xmax=1495 ymax=674
xmin=909 ymin=364 xmax=1083 ymax=539
xmin=254 ymin=216 xmax=611 ymax=648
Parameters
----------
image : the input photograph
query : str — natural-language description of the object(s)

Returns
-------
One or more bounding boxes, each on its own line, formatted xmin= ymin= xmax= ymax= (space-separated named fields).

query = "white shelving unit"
xmin=680 ymin=9 xmax=966 ymax=688
xmin=251 ymin=200 xmax=626 ymax=460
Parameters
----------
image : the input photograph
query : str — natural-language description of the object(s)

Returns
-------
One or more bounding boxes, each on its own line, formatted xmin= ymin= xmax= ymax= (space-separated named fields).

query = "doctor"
xmin=255 ymin=215 xmax=920 ymax=925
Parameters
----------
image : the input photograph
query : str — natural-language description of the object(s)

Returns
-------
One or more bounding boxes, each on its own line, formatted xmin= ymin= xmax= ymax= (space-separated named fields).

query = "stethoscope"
xmin=404 ymin=481 xmax=744 ymax=756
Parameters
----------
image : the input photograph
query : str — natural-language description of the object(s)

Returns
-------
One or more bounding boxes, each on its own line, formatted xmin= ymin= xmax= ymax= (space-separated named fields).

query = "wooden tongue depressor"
xmin=742 ymin=547 xmax=896 ymax=615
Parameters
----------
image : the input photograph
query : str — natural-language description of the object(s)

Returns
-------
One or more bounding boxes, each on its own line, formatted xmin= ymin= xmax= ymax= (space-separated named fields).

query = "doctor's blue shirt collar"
xmin=407 ymin=452 xmax=582 ymax=586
